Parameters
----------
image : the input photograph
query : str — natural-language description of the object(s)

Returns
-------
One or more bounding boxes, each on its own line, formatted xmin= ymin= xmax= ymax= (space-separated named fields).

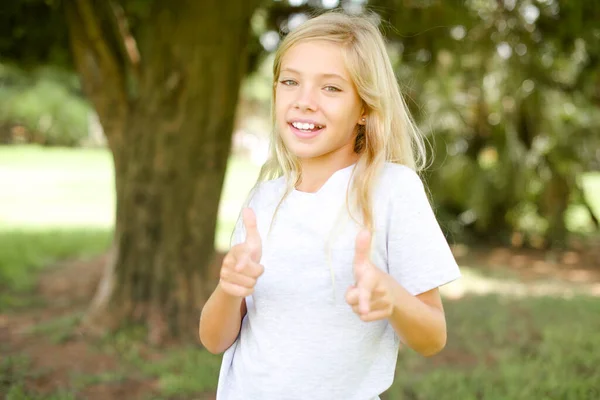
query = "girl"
xmin=199 ymin=10 xmax=461 ymax=400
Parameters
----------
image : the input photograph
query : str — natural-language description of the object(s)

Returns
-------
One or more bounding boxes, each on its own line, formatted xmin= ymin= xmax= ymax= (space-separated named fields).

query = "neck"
xmin=296 ymin=151 xmax=359 ymax=193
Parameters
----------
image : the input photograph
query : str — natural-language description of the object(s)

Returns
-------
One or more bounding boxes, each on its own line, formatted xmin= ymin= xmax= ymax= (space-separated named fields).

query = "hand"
xmin=346 ymin=229 xmax=395 ymax=322
xmin=219 ymin=208 xmax=264 ymax=298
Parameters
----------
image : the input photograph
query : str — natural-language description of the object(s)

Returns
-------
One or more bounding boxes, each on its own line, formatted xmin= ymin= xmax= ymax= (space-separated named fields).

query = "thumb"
xmin=353 ymin=229 xmax=372 ymax=278
xmin=242 ymin=207 xmax=262 ymax=261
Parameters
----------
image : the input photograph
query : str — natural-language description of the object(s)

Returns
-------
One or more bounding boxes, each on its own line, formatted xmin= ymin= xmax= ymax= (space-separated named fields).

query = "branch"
xmin=64 ymin=0 xmax=128 ymax=151
xmin=74 ymin=0 xmax=122 ymax=77
xmin=106 ymin=1 xmax=141 ymax=77
xmin=584 ymin=198 xmax=600 ymax=229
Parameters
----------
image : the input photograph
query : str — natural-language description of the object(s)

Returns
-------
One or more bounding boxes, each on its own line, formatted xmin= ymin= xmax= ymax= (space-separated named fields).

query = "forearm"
xmin=199 ymin=284 xmax=246 ymax=354
xmin=386 ymin=277 xmax=447 ymax=356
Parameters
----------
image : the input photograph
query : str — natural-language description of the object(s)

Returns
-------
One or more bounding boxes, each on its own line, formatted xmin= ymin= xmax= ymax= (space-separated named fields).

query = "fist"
xmin=345 ymin=229 xmax=395 ymax=322
xmin=219 ymin=208 xmax=264 ymax=298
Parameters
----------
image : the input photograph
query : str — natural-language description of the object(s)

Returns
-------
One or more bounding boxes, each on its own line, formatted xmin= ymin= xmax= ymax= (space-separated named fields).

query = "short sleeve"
xmin=386 ymin=168 xmax=461 ymax=296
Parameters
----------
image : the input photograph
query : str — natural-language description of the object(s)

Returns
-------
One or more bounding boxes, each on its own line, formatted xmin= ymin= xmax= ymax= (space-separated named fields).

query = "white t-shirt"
xmin=215 ymin=162 xmax=461 ymax=400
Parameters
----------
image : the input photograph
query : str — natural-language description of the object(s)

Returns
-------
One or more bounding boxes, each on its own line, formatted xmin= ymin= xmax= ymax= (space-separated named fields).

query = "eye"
xmin=280 ymin=79 xmax=298 ymax=86
xmin=324 ymin=85 xmax=341 ymax=92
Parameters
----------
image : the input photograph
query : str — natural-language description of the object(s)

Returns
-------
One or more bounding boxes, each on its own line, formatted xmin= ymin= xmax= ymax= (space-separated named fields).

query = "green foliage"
xmin=0 ymin=0 xmax=70 ymax=67
xmin=242 ymin=0 xmax=600 ymax=247
xmin=371 ymin=0 xmax=600 ymax=246
xmin=0 ymin=64 xmax=93 ymax=146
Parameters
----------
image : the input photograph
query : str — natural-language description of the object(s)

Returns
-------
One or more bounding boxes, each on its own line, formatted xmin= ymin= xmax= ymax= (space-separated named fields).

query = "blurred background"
xmin=1 ymin=0 xmax=599 ymax=399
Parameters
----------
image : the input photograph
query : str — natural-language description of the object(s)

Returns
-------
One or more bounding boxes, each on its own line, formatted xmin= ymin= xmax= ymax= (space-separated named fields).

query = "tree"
xmin=0 ymin=0 xmax=318 ymax=342
xmin=0 ymin=0 xmax=262 ymax=340
xmin=62 ymin=0 xmax=263 ymax=341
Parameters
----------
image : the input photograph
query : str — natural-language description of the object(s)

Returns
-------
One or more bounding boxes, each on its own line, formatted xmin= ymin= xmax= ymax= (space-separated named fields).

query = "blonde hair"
xmin=255 ymin=10 xmax=427 ymax=233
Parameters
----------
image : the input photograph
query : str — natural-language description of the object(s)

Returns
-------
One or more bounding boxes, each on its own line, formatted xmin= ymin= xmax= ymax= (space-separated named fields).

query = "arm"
xmin=198 ymin=208 xmax=263 ymax=354
xmin=347 ymin=269 xmax=447 ymax=357
xmin=347 ymin=229 xmax=453 ymax=358
xmin=199 ymin=286 xmax=247 ymax=354
xmin=386 ymin=280 xmax=446 ymax=356
xmin=381 ymin=168 xmax=458 ymax=355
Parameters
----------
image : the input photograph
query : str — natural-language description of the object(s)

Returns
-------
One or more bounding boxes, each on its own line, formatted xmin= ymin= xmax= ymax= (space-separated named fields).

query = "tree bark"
xmin=64 ymin=0 xmax=258 ymax=341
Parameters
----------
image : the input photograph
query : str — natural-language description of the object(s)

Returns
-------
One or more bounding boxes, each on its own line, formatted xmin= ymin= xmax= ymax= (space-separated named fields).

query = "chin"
xmin=287 ymin=145 xmax=325 ymax=160
xmin=280 ymin=135 xmax=322 ymax=160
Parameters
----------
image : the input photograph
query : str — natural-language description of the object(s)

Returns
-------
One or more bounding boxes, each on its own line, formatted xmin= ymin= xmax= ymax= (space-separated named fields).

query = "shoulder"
xmin=377 ymin=162 xmax=426 ymax=196
xmin=373 ymin=162 xmax=434 ymax=220
xmin=231 ymin=176 xmax=286 ymax=246
xmin=247 ymin=176 xmax=287 ymax=209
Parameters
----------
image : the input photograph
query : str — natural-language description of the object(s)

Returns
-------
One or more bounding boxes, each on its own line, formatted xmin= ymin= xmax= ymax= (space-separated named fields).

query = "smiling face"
xmin=275 ymin=40 xmax=365 ymax=165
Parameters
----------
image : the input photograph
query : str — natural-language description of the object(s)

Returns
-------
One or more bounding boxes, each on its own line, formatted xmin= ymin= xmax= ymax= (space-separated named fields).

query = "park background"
xmin=1 ymin=0 xmax=599 ymax=399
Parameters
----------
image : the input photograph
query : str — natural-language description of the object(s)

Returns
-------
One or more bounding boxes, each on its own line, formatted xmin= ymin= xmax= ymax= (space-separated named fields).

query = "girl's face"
xmin=275 ymin=40 xmax=365 ymax=164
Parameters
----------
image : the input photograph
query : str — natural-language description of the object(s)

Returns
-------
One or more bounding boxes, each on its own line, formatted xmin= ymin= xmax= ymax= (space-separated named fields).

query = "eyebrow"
xmin=280 ymin=68 xmax=349 ymax=84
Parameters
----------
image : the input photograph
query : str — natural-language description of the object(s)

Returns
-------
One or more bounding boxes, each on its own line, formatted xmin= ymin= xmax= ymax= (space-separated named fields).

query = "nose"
xmin=294 ymin=86 xmax=318 ymax=112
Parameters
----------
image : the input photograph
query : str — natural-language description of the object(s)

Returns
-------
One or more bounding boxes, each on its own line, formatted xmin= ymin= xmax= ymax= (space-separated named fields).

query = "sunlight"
xmin=441 ymin=265 xmax=600 ymax=300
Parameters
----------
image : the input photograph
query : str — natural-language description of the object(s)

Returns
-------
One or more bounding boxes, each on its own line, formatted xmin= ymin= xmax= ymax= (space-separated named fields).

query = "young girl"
xmin=200 ymin=10 xmax=461 ymax=400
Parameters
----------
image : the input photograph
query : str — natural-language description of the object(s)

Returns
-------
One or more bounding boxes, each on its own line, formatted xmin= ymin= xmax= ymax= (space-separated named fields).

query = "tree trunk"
xmin=65 ymin=0 xmax=258 ymax=341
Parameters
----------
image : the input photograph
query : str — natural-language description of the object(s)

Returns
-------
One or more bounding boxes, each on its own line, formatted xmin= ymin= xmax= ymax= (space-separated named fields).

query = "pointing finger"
xmin=353 ymin=229 xmax=372 ymax=279
xmin=357 ymin=269 xmax=377 ymax=315
xmin=242 ymin=208 xmax=262 ymax=261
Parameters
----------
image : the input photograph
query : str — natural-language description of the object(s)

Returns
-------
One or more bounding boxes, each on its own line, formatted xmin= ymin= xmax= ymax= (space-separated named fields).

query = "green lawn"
xmin=0 ymin=144 xmax=261 ymax=247
xmin=1 ymin=145 xmax=599 ymax=399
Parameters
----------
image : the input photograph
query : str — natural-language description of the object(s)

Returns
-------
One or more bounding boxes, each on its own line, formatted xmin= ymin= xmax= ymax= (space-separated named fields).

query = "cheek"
xmin=274 ymin=94 xmax=290 ymax=123
xmin=330 ymin=115 xmax=358 ymax=139
xmin=325 ymin=102 xmax=359 ymax=133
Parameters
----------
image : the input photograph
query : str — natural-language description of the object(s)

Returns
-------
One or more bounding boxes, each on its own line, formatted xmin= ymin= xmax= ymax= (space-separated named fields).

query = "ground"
xmin=1 ymin=252 xmax=219 ymax=400
xmin=2 ymin=243 xmax=599 ymax=400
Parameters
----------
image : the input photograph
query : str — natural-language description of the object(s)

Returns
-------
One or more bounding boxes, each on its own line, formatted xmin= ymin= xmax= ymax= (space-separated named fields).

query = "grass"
xmin=132 ymin=346 xmax=222 ymax=396
xmin=0 ymin=145 xmax=261 ymax=246
xmin=0 ymin=145 xmax=115 ymax=229
xmin=383 ymin=294 xmax=600 ymax=399
xmin=10 ymin=291 xmax=598 ymax=399
xmin=0 ymin=145 xmax=599 ymax=399
xmin=94 ymin=324 xmax=223 ymax=396
xmin=1 ymin=356 xmax=77 ymax=400
xmin=24 ymin=312 xmax=84 ymax=344
xmin=0 ymin=229 xmax=112 ymax=311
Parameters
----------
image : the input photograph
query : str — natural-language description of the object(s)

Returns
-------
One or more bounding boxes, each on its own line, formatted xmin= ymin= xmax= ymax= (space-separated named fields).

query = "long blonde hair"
xmin=254 ymin=10 xmax=427 ymax=232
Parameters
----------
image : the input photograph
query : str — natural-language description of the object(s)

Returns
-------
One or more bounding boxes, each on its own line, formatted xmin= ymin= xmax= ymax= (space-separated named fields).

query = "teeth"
xmin=292 ymin=122 xmax=321 ymax=130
